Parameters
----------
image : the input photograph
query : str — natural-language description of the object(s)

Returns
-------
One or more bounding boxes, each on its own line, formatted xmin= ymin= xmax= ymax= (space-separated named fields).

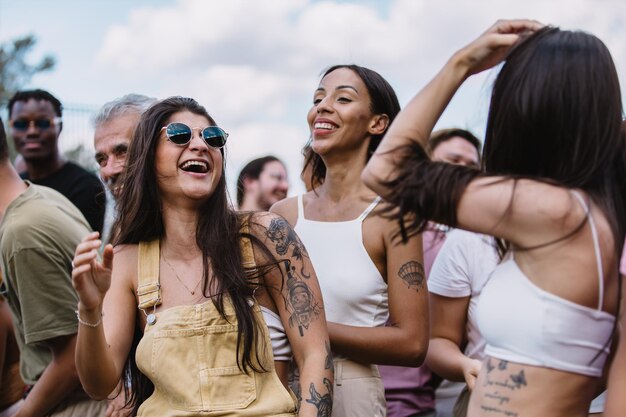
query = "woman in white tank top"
xmin=272 ymin=65 xmax=429 ymax=417
xmin=363 ymin=21 xmax=625 ymax=417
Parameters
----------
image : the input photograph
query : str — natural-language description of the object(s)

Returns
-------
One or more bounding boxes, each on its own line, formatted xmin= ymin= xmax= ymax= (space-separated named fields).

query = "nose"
xmin=316 ymin=96 xmax=333 ymax=114
xmin=26 ymin=121 xmax=40 ymax=136
xmin=188 ymin=129 xmax=209 ymax=151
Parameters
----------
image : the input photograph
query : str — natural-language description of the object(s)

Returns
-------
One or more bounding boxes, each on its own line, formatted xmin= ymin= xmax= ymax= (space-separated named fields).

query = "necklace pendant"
xmin=147 ymin=313 xmax=157 ymax=326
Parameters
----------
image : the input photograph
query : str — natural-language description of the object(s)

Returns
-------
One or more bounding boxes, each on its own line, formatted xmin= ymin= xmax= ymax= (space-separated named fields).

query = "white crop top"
xmin=294 ymin=195 xmax=388 ymax=329
xmin=260 ymin=306 xmax=292 ymax=361
xmin=475 ymin=192 xmax=615 ymax=377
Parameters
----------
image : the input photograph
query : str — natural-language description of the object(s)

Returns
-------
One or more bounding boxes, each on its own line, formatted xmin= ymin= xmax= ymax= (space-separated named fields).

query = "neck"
xmin=160 ymin=202 xmax=201 ymax=259
xmin=0 ymin=162 xmax=29 ymax=219
xmin=239 ymin=195 xmax=261 ymax=212
xmin=317 ymin=147 xmax=375 ymax=202
xmin=25 ymin=154 xmax=65 ymax=180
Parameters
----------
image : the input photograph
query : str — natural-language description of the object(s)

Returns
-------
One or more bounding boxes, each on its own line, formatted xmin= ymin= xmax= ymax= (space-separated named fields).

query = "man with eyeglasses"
xmin=0 ymin=118 xmax=107 ymax=416
xmin=7 ymin=89 xmax=105 ymax=234
xmin=237 ymin=155 xmax=289 ymax=211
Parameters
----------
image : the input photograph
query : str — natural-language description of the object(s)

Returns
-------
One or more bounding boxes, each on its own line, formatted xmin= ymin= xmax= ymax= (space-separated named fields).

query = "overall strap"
xmin=358 ymin=196 xmax=382 ymax=221
xmin=571 ymin=191 xmax=605 ymax=311
xmin=239 ymin=218 xmax=257 ymax=271
xmin=137 ymin=240 xmax=162 ymax=310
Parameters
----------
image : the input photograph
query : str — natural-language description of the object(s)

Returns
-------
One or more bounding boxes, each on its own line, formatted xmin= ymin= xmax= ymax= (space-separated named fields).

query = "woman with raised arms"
xmin=363 ymin=21 xmax=625 ymax=417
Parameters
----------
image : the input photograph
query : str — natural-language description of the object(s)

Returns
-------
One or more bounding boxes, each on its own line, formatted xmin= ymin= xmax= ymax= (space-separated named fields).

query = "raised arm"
xmin=250 ymin=213 xmax=333 ymax=417
xmin=362 ymin=19 xmax=543 ymax=196
xmin=72 ymin=232 xmax=137 ymax=400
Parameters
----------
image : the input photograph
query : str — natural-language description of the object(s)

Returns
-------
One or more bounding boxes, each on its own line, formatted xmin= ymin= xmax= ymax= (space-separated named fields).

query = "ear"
xmin=368 ymin=114 xmax=389 ymax=136
xmin=243 ymin=176 xmax=259 ymax=194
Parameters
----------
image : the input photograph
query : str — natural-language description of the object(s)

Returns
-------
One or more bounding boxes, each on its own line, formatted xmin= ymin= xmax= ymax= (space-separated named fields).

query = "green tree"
xmin=0 ymin=34 xmax=55 ymax=106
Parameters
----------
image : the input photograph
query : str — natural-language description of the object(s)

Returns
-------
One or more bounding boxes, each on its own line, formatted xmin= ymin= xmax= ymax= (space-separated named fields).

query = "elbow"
xmin=82 ymin=383 xmax=112 ymax=401
xmin=396 ymin=339 xmax=429 ymax=368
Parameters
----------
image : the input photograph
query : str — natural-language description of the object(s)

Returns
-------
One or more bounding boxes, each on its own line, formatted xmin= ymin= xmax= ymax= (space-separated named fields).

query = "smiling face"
xmin=94 ymin=112 xmax=140 ymax=198
xmin=10 ymin=99 xmax=61 ymax=163
xmin=307 ymin=68 xmax=379 ymax=157
xmin=256 ymin=160 xmax=289 ymax=209
xmin=155 ymin=110 xmax=223 ymax=205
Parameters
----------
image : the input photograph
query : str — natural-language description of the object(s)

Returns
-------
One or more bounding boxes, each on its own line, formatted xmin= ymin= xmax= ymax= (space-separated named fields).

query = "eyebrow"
xmin=112 ymin=143 xmax=128 ymax=153
xmin=315 ymin=85 xmax=359 ymax=94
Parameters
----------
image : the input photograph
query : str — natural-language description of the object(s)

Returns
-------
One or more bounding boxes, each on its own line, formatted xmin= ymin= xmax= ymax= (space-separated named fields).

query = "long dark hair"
xmin=303 ymin=64 xmax=401 ymax=189
xmin=386 ymin=27 xmax=626 ymax=256
xmin=111 ymin=97 xmax=268 ymax=413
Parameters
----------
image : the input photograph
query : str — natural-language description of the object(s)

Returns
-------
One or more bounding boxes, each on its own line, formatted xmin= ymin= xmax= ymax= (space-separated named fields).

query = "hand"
xmin=71 ymin=232 xmax=114 ymax=312
xmin=462 ymin=357 xmax=482 ymax=390
xmin=454 ymin=19 xmax=544 ymax=77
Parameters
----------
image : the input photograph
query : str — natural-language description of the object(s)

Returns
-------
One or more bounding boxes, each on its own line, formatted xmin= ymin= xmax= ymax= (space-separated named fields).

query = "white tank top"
xmin=294 ymin=195 xmax=388 ymax=329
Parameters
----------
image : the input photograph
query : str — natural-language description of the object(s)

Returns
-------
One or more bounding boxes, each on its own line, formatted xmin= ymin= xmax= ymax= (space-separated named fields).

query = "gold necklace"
xmin=161 ymin=251 xmax=202 ymax=296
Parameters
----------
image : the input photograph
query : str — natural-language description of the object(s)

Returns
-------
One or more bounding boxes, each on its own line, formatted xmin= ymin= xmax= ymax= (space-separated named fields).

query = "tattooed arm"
xmin=325 ymin=214 xmax=429 ymax=366
xmin=250 ymin=212 xmax=333 ymax=417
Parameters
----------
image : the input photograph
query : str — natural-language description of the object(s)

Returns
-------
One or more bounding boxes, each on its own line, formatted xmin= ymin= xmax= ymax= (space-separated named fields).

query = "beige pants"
xmin=331 ymin=359 xmax=387 ymax=417
xmin=48 ymin=398 xmax=107 ymax=417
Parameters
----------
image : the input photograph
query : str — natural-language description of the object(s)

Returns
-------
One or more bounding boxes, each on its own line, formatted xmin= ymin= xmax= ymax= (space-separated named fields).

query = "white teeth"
xmin=315 ymin=122 xmax=336 ymax=130
xmin=181 ymin=160 xmax=208 ymax=171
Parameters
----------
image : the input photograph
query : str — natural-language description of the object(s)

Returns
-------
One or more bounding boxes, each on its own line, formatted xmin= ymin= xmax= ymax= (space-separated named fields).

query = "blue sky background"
xmin=1 ymin=0 xmax=625 ymax=196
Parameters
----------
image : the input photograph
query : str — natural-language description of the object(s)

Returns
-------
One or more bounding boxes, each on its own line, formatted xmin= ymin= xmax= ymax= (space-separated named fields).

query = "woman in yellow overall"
xmin=71 ymin=97 xmax=333 ymax=416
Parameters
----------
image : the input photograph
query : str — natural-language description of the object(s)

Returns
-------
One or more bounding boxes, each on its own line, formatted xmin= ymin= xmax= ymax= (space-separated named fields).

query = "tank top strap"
xmin=571 ymin=190 xmax=605 ymax=310
xmin=137 ymin=239 xmax=162 ymax=310
xmin=297 ymin=194 xmax=306 ymax=221
xmin=357 ymin=196 xmax=382 ymax=222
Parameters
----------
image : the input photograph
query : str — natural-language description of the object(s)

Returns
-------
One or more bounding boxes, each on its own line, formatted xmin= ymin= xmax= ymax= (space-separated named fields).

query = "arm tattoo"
xmin=324 ymin=341 xmax=333 ymax=370
xmin=306 ymin=378 xmax=333 ymax=417
xmin=267 ymin=217 xmax=311 ymax=277
xmin=397 ymin=260 xmax=425 ymax=291
xmin=284 ymin=259 xmax=321 ymax=336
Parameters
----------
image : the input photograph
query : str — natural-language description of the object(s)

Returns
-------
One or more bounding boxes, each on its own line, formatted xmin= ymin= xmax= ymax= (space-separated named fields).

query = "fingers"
xmin=102 ymin=244 xmax=114 ymax=271
xmin=488 ymin=19 xmax=545 ymax=35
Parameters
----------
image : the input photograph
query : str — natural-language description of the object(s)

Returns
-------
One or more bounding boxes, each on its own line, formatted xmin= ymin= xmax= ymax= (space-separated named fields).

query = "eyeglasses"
xmin=161 ymin=123 xmax=228 ymax=149
xmin=10 ymin=117 xmax=62 ymax=131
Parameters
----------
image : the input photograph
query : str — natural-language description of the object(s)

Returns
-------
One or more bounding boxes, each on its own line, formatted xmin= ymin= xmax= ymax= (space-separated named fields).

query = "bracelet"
xmin=75 ymin=310 xmax=103 ymax=327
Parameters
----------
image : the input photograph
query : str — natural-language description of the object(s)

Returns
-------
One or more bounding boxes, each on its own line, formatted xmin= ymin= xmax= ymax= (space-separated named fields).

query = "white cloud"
xmin=93 ymin=0 xmax=626 ymax=163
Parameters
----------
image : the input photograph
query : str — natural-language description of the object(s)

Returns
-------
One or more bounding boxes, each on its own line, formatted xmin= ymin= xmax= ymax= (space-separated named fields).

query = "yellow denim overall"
xmin=134 ymin=233 xmax=298 ymax=416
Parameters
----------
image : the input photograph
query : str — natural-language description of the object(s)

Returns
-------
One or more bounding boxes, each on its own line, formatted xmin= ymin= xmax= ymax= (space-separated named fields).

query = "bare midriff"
xmin=468 ymin=357 xmax=598 ymax=417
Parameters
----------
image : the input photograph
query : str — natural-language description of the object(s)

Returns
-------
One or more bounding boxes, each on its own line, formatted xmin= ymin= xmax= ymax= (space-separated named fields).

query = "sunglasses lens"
xmin=12 ymin=120 xmax=29 ymax=130
xmin=166 ymin=123 xmax=192 ymax=145
xmin=202 ymin=126 xmax=228 ymax=148
xmin=34 ymin=119 xmax=52 ymax=129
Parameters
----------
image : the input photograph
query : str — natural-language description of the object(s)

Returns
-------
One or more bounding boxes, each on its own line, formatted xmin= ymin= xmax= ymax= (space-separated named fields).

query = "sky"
xmin=1 ymin=0 xmax=625 ymax=197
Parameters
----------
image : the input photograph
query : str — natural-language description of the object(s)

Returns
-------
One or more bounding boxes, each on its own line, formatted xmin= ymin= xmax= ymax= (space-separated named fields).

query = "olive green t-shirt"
xmin=0 ymin=182 xmax=92 ymax=384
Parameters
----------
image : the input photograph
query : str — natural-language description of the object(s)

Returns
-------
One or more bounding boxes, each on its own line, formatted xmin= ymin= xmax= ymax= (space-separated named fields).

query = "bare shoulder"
xmin=269 ymin=195 xmax=299 ymax=226
xmin=111 ymin=244 xmax=139 ymax=289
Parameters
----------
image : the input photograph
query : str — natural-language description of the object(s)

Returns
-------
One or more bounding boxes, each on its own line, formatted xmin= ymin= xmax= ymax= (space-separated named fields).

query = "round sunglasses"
xmin=161 ymin=122 xmax=228 ymax=148
xmin=10 ymin=117 xmax=62 ymax=131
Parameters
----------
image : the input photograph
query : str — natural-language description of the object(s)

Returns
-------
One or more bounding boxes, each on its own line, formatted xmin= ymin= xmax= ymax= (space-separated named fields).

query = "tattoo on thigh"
xmin=397 ymin=261 xmax=425 ymax=291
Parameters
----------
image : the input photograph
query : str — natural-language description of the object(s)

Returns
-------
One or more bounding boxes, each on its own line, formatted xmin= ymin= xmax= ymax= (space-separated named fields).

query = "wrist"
xmin=446 ymin=51 xmax=472 ymax=82
xmin=77 ymin=304 xmax=103 ymax=321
